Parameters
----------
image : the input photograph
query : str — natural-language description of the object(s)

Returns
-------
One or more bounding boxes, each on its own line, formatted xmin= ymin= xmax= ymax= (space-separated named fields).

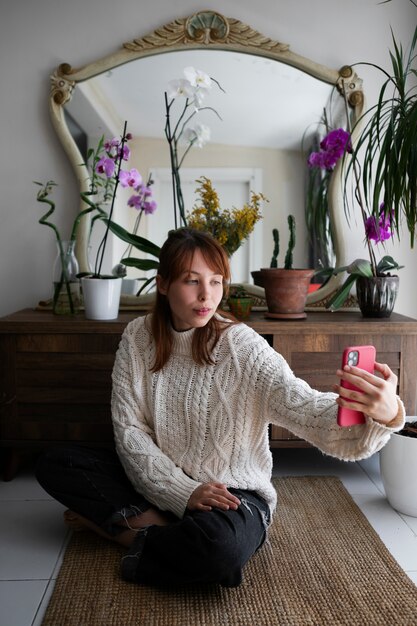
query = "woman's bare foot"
xmin=64 ymin=510 xmax=114 ymax=541
xmin=63 ymin=507 xmax=173 ymax=548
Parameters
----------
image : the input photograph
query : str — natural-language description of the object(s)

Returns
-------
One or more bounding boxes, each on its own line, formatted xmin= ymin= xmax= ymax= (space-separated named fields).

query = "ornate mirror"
xmin=49 ymin=10 xmax=363 ymax=307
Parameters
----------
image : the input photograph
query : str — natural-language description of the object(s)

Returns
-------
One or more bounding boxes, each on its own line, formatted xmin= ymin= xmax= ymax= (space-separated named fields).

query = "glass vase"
xmin=52 ymin=240 xmax=81 ymax=315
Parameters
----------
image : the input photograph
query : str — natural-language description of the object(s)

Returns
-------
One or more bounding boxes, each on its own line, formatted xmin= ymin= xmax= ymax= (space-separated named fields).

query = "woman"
xmin=37 ymin=228 xmax=404 ymax=588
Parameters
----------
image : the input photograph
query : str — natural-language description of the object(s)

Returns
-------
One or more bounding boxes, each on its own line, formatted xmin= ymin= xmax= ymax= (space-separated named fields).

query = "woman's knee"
xmin=36 ymin=447 xmax=64 ymax=483
xmin=35 ymin=445 xmax=85 ymax=491
xmin=184 ymin=513 xmax=244 ymax=580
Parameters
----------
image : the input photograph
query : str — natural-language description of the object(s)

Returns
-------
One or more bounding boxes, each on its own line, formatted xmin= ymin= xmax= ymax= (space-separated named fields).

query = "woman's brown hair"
xmin=150 ymin=228 xmax=233 ymax=372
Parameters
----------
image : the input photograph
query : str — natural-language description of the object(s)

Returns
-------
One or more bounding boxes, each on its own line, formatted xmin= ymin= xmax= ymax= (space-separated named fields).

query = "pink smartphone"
xmin=337 ymin=345 xmax=376 ymax=427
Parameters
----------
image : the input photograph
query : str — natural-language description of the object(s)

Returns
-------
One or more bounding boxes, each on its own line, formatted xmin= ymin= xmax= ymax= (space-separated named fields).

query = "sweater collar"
xmin=171 ymin=325 xmax=195 ymax=355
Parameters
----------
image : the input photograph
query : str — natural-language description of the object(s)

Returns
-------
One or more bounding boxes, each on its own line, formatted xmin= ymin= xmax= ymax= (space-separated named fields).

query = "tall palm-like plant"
xmin=346 ymin=1 xmax=417 ymax=247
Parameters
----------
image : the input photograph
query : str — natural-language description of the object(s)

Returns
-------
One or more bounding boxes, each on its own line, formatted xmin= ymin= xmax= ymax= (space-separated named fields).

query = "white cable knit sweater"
xmin=111 ymin=315 xmax=405 ymax=519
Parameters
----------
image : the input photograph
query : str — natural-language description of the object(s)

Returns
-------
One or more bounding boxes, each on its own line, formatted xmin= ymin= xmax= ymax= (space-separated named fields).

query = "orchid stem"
xmin=342 ymin=86 xmax=378 ymax=276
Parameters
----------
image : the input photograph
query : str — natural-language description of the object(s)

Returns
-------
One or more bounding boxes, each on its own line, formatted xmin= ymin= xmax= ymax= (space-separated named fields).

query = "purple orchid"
xmin=365 ymin=204 xmax=393 ymax=243
xmin=308 ymin=128 xmax=352 ymax=171
xmin=95 ymin=157 xmax=115 ymax=178
xmin=119 ymin=168 xmax=142 ymax=189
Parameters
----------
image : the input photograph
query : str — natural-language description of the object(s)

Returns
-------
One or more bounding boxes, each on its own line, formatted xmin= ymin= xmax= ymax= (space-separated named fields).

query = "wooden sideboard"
xmin=1 ymin=308 xmax=417 ymax=478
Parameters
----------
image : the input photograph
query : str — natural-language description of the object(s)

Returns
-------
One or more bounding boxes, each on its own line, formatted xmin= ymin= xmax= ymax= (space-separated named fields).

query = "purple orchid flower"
xmin=308 ymin=128 xmax=352 ymax=171
xmin=365 ymin=204 xmax=393 ymax=243
xmin=95 ymin=157 xmax=116 ymax=178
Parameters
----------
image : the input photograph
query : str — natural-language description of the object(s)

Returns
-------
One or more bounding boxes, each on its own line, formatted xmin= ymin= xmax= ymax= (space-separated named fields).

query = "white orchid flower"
xmin=183 ymin=67 xmax=212 ymax=91
xmin=181 ymin=124 xmax=211 ymax=148
xmin=182 ymin=128 xmax=196 ymax=144
xmin=166 ymin=78 xmax=195 ymax=100
xmin=193 ymin=89 xmax=206 ymax=109
xmin=194 ymin=124 xmax=211 ymax=147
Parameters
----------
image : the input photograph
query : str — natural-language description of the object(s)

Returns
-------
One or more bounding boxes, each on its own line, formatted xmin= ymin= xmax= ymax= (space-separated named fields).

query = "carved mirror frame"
xmin=49 ymin=10 xmax=364 ymax=308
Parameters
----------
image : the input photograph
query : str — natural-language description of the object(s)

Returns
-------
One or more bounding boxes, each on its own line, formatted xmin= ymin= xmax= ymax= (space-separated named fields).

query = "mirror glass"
xmin=51 ymin=12 xmax=363 ymax=306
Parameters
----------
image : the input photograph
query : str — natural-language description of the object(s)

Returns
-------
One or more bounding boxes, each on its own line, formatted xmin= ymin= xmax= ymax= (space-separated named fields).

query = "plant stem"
xmin=96 ymin=121 xmax=128 ymax=276
xmin=165 ymin=93 xmax=179 ymax=229
xmin=342 ymin=87 xmax=378 ymax=276
xmin=164 ymin=93 xmax=188 ymax=229
xmin=54 ymin=240 xmax=75 ymax=314
xmin=121 ymin=210 xmax=143 ymax=259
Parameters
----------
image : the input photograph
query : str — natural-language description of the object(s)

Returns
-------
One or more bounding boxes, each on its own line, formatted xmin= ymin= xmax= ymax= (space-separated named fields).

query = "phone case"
xmin=337 ymin=345 xmax=376 ymax=427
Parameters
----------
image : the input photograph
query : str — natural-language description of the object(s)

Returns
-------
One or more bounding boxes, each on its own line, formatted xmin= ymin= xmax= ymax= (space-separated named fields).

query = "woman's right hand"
xmin=187 ymin=482 xmax=241 ymax=512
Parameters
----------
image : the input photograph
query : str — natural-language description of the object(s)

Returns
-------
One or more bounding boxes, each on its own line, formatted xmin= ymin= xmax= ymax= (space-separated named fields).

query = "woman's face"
xmin=157 ymin=249 xmax=224 ymax=331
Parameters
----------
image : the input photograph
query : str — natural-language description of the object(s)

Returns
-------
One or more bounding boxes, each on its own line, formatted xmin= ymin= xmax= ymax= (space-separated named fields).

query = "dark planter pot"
xmin=251 ymin=270 xmax=264 ymax=288
xmin=356 ymin=275 xmax=399 ymax=318
xmin=260 ymin=268 xmax=315 ymax=319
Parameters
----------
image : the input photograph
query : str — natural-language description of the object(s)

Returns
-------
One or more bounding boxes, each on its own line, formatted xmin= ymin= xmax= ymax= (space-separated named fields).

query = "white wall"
xmin=1 ymin=0 xmax=416 ymax=317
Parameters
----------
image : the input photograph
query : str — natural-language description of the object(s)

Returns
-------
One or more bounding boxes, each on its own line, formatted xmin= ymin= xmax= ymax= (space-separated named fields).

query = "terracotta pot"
xmin=356 ymin=275 xmax=399 ymax=318
xmin=227 ymin=297 xmax=253 ymax=320
xmin=260 ymin=268 xmax=315 ymax=319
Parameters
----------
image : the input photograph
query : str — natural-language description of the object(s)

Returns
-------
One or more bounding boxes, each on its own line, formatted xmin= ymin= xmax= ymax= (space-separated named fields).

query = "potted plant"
xmin=380 ymin=417 xmax=417 ymax=517
xmin=260 ymin=216 xmax=315 ymax=319
xmin=227 ymin=285 xmax=253 ymax=320
xmin=337 ymin=1 xmax=417 ymax=515
xmin=35 ymin=181 xmax=100 ymax=315
xmin=308 ymin=128 xmax=404 ymax=316
xmin=79 ymin=123 xmax=160 ymax=318
xmin=312 ymin=4 xmax=416 ymax=316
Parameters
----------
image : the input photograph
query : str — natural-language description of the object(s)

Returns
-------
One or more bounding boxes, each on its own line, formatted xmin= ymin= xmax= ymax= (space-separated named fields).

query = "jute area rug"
xmin=42 ymin=476 xmax=417 ymax=626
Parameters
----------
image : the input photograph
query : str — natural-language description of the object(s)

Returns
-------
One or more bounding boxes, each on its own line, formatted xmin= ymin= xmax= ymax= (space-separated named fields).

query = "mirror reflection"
xmin=52 ymin=11 xmax=363 ymax=304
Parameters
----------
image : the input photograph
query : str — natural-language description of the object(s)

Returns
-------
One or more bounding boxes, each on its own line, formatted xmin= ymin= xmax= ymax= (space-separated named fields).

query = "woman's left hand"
xmin=334 ymin=361 xmax=398 ymax=425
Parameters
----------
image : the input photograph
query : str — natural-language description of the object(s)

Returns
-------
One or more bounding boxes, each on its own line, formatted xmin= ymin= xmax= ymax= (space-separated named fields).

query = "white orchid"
xmin=182 ymin=124 xmax=211 ymax=148
xmin=183 ymin=66 xmax=212 ymax=91
xmin=166 ymin=78 xmax=195 ymax=100
xmin=164 ymin=68 xmax=223 ymax=228
xmin=193 ymin=124 xmax=211 ymax=147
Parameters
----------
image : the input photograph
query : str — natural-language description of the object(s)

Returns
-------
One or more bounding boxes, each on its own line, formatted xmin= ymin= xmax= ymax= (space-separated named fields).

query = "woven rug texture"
xmin=41 ymin=476 xmax=417 ymax=626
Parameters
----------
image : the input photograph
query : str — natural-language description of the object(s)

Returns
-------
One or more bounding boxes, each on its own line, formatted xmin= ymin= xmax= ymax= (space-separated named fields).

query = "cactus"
xmin=270 ymin=216 xmax=296 ymax=269
xmin=270 ymin=228 xmax=279 ymax=268
xmin=284 ymin=215 xmax=296 ymax=269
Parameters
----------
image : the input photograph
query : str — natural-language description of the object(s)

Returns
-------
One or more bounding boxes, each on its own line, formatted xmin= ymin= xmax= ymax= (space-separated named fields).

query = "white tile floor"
xmin=1 ymin=448 xmax=416 ymax=626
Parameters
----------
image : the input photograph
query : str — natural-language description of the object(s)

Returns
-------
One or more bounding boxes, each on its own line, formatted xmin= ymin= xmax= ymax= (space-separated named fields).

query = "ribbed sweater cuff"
xmin=359 ymin=397 xmax=406 ymax=451
xmin=163 ymin=474 xmax=202 ymax=519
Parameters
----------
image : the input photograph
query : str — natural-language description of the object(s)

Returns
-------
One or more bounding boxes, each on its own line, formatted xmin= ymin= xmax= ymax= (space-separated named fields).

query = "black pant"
xmin=36 ymin=445 xmax=270 ymax=588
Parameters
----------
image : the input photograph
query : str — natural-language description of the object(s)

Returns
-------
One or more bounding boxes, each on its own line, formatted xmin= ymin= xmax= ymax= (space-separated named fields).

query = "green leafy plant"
xmin=227 ymin=284 xmax=253 ymax=320
xmin=307 ymin=119 xmax=404 ymax=309
xmin=78 ymin=123 xmax=158 ymax=280
xmin=36 ymin=124 xmax=161 ymax=297
xmin=228 ymin=285 xmax=250 ymax=299
xmin=320 ymin=3 xmax=417 ymax=312
xmin=105 ymin=220 xmax=160 ymax=294
xmin=345 ymin=2 xmax=417 ymax=247
xmin=325 ymin=256 xmax=403 ymax=311
xmin=34 ymin=180 xmax=99 ymax=313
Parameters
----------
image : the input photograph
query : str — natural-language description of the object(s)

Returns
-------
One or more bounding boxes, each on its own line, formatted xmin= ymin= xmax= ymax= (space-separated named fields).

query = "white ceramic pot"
xmin=380 ymin=417 xmax=417 ymax=517
xmin=121 ymin=278 xmax=139 ymax=296
xmin=81 ymin=277 xmax=122 ymax=320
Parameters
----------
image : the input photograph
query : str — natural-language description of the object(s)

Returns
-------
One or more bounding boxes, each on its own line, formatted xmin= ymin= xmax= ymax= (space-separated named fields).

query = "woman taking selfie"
xmin=37 ymin=227 xmax=404 ymax=588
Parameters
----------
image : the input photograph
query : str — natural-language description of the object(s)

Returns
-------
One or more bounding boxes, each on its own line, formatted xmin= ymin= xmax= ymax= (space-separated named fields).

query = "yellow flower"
xmin=187 ymin=177 xmax=266 ymax=256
